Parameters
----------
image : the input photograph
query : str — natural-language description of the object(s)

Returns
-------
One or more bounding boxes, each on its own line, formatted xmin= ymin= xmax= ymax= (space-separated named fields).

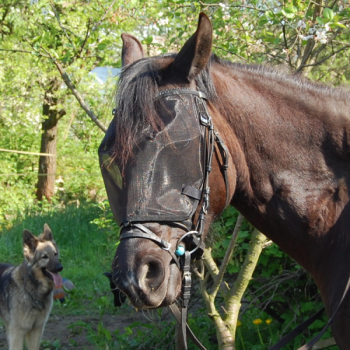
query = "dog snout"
xmin=54 ymin=263 xmax=63 ymax=273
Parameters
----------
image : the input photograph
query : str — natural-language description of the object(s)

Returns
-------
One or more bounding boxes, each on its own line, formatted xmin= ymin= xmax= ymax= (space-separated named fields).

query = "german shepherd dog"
xmin=0 ymin=224 xmax=63 ymax=350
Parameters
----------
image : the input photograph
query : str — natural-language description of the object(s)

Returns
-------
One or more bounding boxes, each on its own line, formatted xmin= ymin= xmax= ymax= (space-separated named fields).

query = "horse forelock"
xmin=111 ymin=54 xmax=217 ymax=168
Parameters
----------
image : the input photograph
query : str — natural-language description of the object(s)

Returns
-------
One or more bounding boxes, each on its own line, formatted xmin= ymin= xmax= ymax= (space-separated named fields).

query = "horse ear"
xmin=121 ymin=33 xmax=144 ymax=66
xmin=171 ymin=12 xmax=212 ymax=81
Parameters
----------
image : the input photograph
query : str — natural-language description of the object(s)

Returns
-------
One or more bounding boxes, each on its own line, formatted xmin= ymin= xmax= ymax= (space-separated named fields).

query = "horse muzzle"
xmin=112 ymin=225 xmax=182 ymax=309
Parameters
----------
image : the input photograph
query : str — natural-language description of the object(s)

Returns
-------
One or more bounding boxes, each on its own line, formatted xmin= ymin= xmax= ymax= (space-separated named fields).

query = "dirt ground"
xmin=0 ymin=308 xmax=149 ymax=349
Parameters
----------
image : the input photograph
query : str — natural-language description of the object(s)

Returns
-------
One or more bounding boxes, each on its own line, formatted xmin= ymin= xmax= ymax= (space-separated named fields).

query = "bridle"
xmin=119 ymin=88 xmax=230 ymax=350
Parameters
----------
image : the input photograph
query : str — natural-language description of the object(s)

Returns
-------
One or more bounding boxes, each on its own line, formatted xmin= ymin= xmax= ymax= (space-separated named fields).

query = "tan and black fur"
xmin=0 ymin=224 xmax=63 ymax=350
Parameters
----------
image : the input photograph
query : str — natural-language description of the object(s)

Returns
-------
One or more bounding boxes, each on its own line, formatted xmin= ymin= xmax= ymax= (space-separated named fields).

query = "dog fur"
xmin=0 ymin=224 xmax=63 ymax=350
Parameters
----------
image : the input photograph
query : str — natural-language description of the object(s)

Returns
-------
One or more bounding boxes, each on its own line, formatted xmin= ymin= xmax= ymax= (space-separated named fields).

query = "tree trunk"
xmin=36 ymin=79 xmax=66 ymax=201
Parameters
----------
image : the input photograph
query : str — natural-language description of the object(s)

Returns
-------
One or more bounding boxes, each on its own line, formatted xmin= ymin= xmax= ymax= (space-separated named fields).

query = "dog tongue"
xmin=50 ymin=272 xmax=63 ymax=287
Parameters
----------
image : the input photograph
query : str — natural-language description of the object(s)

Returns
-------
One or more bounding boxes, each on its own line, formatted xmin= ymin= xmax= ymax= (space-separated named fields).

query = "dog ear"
xmin=23 ymin=229 xmax=39 ymax=260
xmin=41 ymin=223 xmax=54 ymax=241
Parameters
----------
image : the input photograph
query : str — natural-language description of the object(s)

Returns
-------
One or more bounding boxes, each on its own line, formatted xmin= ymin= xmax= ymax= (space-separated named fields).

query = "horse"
xmin=99 ymin=13 xmax=350 ymax=349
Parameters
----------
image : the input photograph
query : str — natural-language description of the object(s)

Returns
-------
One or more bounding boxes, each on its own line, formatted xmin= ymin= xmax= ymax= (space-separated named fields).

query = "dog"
xmin=0 ymin=224 xmax=63 ymax=350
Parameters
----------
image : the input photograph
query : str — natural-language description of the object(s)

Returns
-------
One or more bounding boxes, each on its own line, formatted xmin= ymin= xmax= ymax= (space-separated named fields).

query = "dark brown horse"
xmin=99 ymin=13 xmax=350 ymax=349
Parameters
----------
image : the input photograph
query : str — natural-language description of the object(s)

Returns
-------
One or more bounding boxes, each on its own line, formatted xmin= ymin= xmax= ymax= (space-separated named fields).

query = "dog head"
xmin=23 ymin=224 xmax=63 ymax=284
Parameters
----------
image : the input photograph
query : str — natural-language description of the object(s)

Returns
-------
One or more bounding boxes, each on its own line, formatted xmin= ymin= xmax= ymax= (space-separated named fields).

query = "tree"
xmin=0 ymin=0 xmax=139 ymax=201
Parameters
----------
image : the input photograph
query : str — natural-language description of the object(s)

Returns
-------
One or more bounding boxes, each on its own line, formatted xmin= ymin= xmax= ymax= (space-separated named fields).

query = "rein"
xmin=120 ymin=88 xmax=230 ymax=350
xmin=269 ymin=275 xmax=350 ymax=350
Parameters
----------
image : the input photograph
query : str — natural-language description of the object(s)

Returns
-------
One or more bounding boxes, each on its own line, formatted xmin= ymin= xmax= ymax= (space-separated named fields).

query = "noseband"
xmin=119 ymin=88 xmax=230 ymax=350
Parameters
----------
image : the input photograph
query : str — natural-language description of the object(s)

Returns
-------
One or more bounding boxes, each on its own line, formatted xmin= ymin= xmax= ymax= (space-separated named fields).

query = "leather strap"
xmin=268 ymin=308 xmax=324 ymax=350
xmin=156 ymin=89 xmax=207 ymax=100
xmin=169 ymin=304 xmax=207 ymax=350
xmin=120 ymin=223 xmax=181 ymax=269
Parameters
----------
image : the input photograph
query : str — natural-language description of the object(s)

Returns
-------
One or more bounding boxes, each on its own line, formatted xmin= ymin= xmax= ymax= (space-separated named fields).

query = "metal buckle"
xmin=161 ymin=240 xmax=171 ymax=251
xmin=200 ymin=113 xmax=211 ymax=126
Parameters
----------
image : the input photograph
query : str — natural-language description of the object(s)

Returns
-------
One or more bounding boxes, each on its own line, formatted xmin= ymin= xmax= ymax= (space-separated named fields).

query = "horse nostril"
xmin=138 ymin=259 xmax=164 ymax=292
xmin=145 ymin=262 xmax=160 ymax=281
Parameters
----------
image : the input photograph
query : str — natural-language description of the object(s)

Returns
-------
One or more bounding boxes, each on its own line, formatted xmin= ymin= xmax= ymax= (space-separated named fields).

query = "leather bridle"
xmin=119 ymin=88 xmax=230 ymax=350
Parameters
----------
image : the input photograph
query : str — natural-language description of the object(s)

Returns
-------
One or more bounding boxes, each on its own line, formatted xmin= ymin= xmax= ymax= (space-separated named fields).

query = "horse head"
xmin=99 ymin=13 xmax=236 ymax=309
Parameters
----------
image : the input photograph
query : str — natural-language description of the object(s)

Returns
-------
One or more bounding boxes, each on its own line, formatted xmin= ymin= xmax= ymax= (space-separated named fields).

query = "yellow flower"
xmin=266 ymin=319 xmax=272 ymax=325
xmin=253 ymin=319 xmax=262 ymax=325
xmin=237 ymin=320 xmax=242 ymax=327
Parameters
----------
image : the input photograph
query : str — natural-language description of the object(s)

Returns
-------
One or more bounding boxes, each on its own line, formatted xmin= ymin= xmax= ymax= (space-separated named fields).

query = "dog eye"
xmin=42 ymin=254 xmax=49 ymax=259
xmin=54 ymin=251 xmax=58 ymax=256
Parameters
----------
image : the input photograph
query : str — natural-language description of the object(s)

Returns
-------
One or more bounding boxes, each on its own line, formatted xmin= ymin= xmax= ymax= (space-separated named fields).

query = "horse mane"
xmin=215 ymin=57 xmax=350 ymax=126
xmin=218 ymin=57 xmax=349 ymax=100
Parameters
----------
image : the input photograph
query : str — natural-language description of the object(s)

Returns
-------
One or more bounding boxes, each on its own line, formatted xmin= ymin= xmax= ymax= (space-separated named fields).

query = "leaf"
xmin=334 ymin=22 xmax=347 ymax=28
xmin=281 ymin=5 xmax=296 ymax=19
xmin=323 ymin=8 xmax=334 ymax=21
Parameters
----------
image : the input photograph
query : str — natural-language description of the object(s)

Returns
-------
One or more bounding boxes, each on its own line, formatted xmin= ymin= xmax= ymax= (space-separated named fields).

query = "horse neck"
xmin=211 ymin=63 xmax=350 ymax=276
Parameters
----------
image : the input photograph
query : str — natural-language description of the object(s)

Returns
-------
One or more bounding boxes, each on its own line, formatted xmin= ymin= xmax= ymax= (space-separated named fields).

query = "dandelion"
xmin=253 ymin=319 xmax=264 ymax=346
xmin=266 ymin=318 xmax=274 ymax=340
xmin=237 ymin=320 xmax=242 ymax=327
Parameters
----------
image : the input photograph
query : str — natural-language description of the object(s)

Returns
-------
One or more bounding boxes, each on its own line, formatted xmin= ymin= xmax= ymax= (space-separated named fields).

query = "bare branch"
xmin=50 ymin=2 xmax=76 ymax=50
xmin=41 ymin=46 xmax=107 ymax=132
xmin=0 ymin=48 xmax=49 ymax=57
xmin=92 ymin=0 xmax=118 ymax=32
xmin=210 ymin=214 xmax=244 ymax=297
xmin=297 ymin=45 xmax=350 ymax=72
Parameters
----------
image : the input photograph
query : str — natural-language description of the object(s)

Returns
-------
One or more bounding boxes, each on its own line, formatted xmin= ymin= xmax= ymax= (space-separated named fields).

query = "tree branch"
xmin=92 ymin=0 xmax=118 ymax=32
xmin=55 ymin=60 xmax=107 ymax=132
xmin=0 ymin=48 xmax=49 ymax=57
xmin=41 ymin=46 xmax=107 ymax=132
xmin=50 ymin=2 xmax=76 ymax=50
xmin=210 ymin=214 xmax=244 ymax=297
xmin=297 ymin=45 xmax=350 ymax=72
